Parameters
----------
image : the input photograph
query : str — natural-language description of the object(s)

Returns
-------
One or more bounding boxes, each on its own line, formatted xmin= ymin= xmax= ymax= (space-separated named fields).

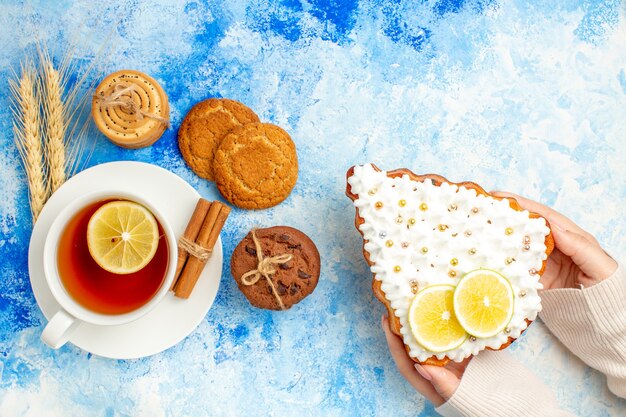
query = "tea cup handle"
xmin=41 ymin=310 xmax=80 ymax=349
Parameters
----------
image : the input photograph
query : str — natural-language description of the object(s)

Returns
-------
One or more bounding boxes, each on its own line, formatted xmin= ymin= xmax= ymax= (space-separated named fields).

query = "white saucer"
xmin=29 ymin=161 xmax=222 ymax=359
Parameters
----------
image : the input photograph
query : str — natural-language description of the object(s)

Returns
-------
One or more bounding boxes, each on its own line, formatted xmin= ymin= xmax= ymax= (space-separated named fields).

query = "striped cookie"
xmin=92 ymin=70 xmax=169 ymax=149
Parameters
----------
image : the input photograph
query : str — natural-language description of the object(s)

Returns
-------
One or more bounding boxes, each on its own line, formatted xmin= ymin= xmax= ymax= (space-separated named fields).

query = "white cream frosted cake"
xmin=346 ymin=164 xmax=553 ymax=365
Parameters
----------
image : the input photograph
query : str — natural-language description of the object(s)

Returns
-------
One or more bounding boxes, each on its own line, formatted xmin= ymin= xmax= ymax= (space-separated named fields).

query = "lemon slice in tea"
xmin=87 ymin=200 xmax=160 ymax=274
xmin=453 ymin=269 xmax=514 ymax=338
xmin=408 ymin=284 xmax=467 ymax=352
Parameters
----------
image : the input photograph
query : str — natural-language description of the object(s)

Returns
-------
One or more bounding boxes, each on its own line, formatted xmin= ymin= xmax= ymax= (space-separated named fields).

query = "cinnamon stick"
xmin=171 ymin=198 xmax=211 ymax=290
xmin=174 ymin=201 xmax=231 ymax=299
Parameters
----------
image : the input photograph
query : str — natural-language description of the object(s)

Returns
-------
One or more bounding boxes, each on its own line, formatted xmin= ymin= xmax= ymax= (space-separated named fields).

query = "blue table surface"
xmin=1 ymin=1 xmax=625 ymax=416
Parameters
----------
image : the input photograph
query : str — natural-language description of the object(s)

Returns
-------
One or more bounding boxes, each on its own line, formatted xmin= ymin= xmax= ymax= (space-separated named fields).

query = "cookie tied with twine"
xmin=241 ymin=230 xmax=293 ymax=310
xmin=231 ymin=226 xmax=321 ymax=311
xmin=92 ymin=70 xmax=170 ymax=149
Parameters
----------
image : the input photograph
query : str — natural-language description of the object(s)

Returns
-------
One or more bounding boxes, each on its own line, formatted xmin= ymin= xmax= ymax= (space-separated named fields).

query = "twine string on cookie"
xmin=178 ymin=237 xmax=211 ymax=262
xmin=94 ymin=83 xmax=170 ymax=126
xmin=240 ymin=229 xmax=292 ymax=310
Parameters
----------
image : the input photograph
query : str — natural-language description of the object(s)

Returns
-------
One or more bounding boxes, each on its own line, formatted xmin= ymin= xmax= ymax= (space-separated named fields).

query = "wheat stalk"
xmin=41 ymin=53 xmax=67 ymax=193
xmin=9 ymin=62 xmax=48 ymax=223
xmin=10 ymin=37 xmax=111 ymax=224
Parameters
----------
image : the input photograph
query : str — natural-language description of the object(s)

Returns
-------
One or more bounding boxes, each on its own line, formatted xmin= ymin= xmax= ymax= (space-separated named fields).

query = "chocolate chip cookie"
xmin=178 ymin=98 xmax=260 ymax=180
xmin=231 ymin=226 xmax=320 ymax=310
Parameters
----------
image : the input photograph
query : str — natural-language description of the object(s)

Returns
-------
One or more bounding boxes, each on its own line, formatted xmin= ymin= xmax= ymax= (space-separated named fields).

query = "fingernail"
xmin=414 ymin=364 xmax=432 ymax=381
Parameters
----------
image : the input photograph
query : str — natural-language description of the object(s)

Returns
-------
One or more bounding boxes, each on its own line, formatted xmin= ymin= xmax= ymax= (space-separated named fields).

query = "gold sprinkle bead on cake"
xmin=398 ymin=199 xmax=406 ymax=207
xmin=529 ymin=268 xmax=537 ymax=275
xmin=505 ymin=227 xmax=514 ymax=235
xmin=471 ymin=207 xmax=479 ymax=214
xmin=522 ymin=244 xmax=531 ymax=251
xmin=438 ymin=224 xmax=448 ymax=231
xmin=393 ymin=265 xmax=401 ymax=273
xmin=408 ymin=218 xmax=416 ymax=226
xmin=523 ymin=235 xmax=531 ymax=244
xmin=395 ymin=216 xmax=403 ymax=224
xmin=468 ymin=248 xmax=477 ymax=255
xmin=450 ymin=258 xmax=459 ymax=266
xmin=505 ymin=257 xmax=516 ymax=265
xmin=519 ymin=290 xmax=527 ymax=297
xmin=375 ymin=201 xmax=383 ymax=209
xmin=419 ymin=203 xmax=428 ymax=211
xmin=421 ymin=247 xmax=429 ymax=254
xmin=410 ymin=279 xmax=419 ymax=294
xmin=368 ymin=188 xmax=378 ymax=196
xmin=448 ymin=203 xmax=458 ymax=211
xmin=401 ymin=242 xmax=409 ymax=248
xmin=385 ymin=240 xmax=394 ymax=247
xmin=448 ymin=270 xmax=457 ymax=278
xmin=464 ymin=230 xmax=472 ymax=237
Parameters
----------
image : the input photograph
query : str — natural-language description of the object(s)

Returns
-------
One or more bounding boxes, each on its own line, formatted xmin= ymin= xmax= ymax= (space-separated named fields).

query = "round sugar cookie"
xmin=92 ymin=70 xmax=169 ymax=149
xmin=213 ymin=123 xmax=298 ymax=209
xmin=178 ymin=98 xmax=260 ymax=181
xmin=231 ymin=226 xmax=320 ymax=310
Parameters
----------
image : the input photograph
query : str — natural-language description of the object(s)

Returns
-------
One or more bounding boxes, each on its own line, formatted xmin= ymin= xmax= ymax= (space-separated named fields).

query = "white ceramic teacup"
xmin=40 ymin=190 xmax=177 ymax=349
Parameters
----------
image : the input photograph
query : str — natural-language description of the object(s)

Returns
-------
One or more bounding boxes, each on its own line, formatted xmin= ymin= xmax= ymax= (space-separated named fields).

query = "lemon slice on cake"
xmin=87 ymin=200 xmax=160 ymax=274
xmin=408 ymin=285 xmax=467 ymax=352
xmin=453 ymin=269 xmax=514 ymax=338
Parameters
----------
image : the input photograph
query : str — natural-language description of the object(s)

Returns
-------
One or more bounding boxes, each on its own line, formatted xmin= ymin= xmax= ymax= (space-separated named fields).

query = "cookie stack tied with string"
xmin=178 ymin=98 xmax=298 ymax=209
xmin=92 ymin=70 xmax=170 ymax=148
xmin=230 ymin=226 xmax=320 ymax=311
xmin=346 ymin=164 xmax=554 ymax=365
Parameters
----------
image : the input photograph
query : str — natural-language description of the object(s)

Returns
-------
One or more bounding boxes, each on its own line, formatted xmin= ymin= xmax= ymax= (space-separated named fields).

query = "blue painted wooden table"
xmin=1 ymin=1 xmax=625 ymax=415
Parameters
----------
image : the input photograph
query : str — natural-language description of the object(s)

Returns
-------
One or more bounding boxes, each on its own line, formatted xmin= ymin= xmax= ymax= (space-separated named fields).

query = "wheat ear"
xmin=9 ymin=63 xmax=48 ymax=223
xmin=41 ymin=55 xmax=67 ymax=193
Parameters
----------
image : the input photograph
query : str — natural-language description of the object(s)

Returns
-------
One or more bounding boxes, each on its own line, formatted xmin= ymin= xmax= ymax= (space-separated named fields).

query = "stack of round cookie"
xmin=231 ymin=226 xmax=320 ymax=310
xmin=92 ymin=70 xmax=170 ymax=149
xmin=178 ymin=99 xmax=298 ymax=209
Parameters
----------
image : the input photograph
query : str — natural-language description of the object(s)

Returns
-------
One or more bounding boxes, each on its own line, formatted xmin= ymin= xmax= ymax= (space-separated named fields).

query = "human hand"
xmin=381 ymin=315 xmax=470 ymax=407
xmin=491 ymin=192 xmax=618 ymax=290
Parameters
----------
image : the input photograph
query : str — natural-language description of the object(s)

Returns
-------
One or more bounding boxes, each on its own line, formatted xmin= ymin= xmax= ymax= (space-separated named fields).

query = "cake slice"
xmin=346 ymin=164 xmax=554 ymax=366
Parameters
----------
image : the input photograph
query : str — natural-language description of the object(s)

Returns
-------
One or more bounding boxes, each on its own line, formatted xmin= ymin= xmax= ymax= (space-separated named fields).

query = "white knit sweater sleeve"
xmin=539 ymin=264 xmax=626 ymax=398
xmin=435 ymin=350 xmax=575 ymax=417
xmin=435 ymin=264 xmax=625 ymax=416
